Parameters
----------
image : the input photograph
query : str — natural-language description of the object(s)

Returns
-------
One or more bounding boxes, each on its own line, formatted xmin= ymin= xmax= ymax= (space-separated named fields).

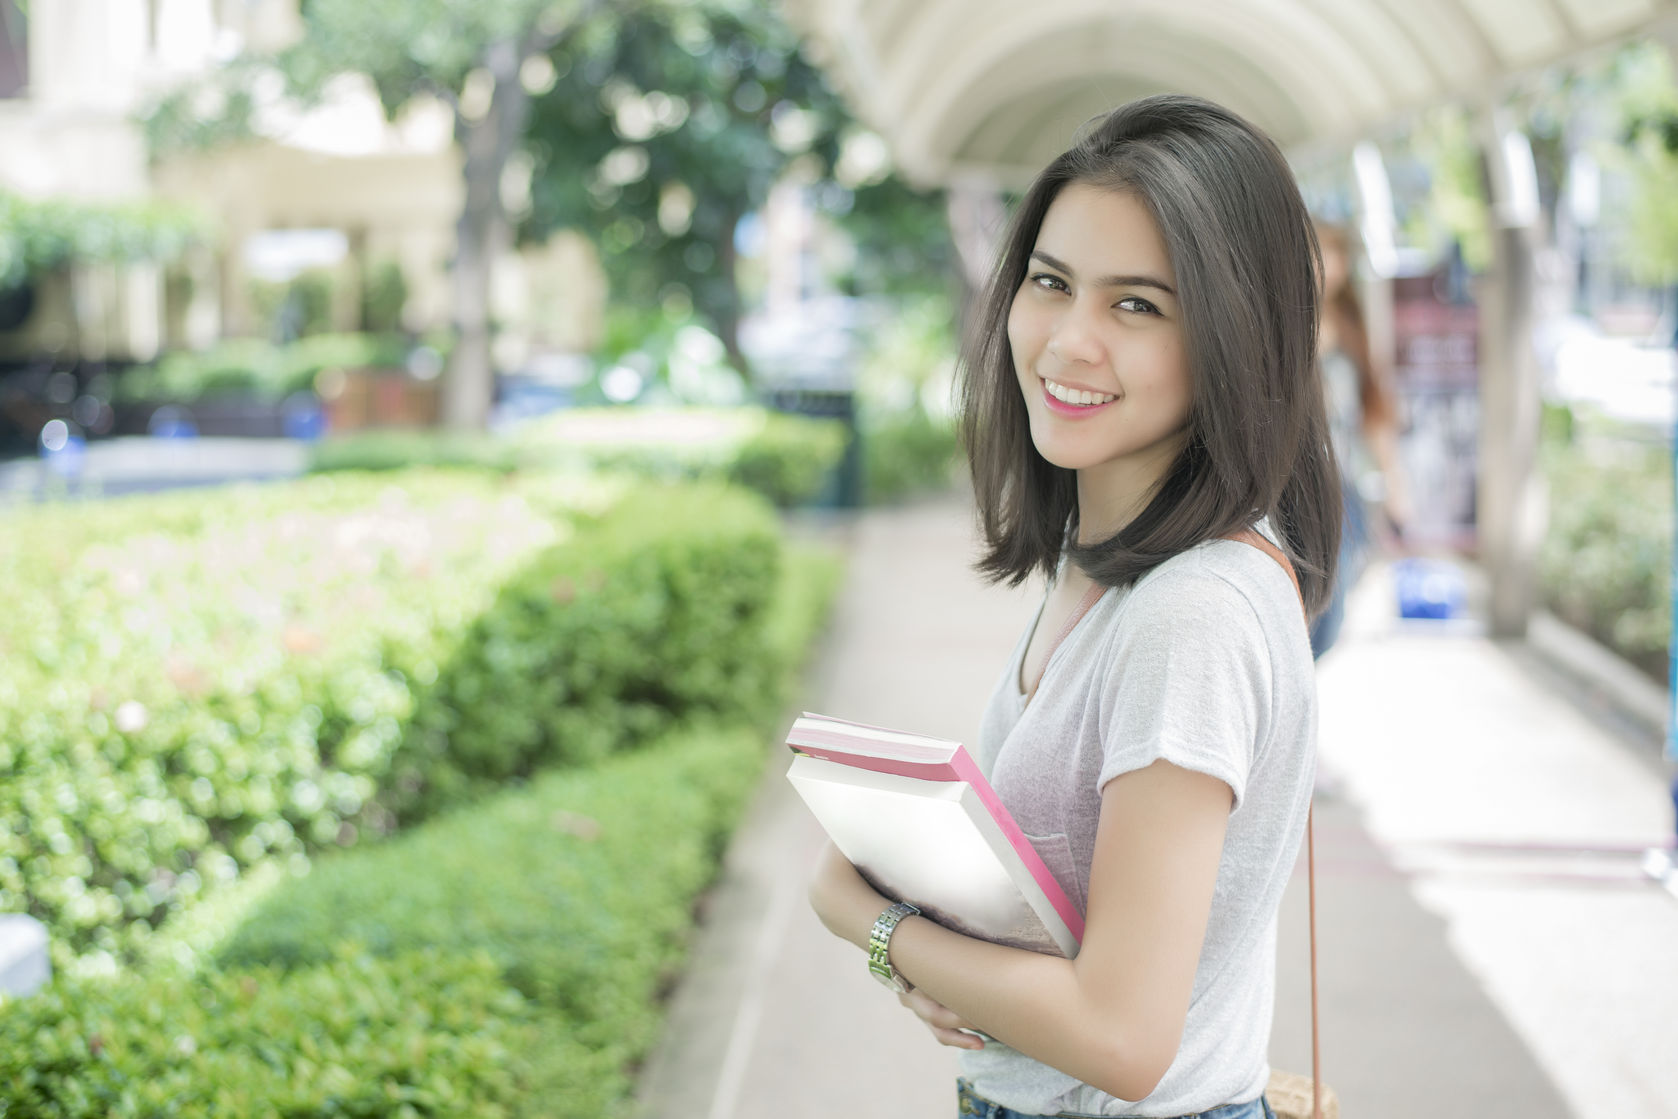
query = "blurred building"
xmin=0 ymin=0 xmax=458 ymax=363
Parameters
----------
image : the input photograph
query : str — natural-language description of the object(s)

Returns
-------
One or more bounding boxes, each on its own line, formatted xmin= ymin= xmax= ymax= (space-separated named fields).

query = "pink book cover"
xmin=785 ymin=712 xmax=1084 ymax=958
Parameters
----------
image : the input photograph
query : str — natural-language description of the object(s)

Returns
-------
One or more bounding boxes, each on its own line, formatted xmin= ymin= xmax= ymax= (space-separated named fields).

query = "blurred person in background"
xmin=1311 ymin=222 xmax=1410 ymax=658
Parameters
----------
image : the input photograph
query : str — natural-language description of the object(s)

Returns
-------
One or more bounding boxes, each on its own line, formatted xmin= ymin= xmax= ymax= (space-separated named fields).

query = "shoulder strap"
xmin=1024 ymin=581 xmax=1107 ymax=705
xmin=1224 ymin=528 xmax=1323 ymax=1119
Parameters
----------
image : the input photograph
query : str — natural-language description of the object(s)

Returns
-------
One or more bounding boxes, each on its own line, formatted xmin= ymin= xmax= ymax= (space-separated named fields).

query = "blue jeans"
xmin=1310 ymin=484 xmax=1370 ymax=661
xmin=955 ymin=1078 xmax=1276 ymax=1119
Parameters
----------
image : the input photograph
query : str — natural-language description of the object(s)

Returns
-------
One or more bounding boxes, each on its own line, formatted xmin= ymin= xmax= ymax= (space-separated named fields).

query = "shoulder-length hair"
xmin=957 ymin=93 xmax=1341 ymax=616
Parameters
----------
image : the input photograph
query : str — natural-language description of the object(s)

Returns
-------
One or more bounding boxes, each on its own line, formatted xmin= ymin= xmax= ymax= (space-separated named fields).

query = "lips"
xmin=1039 ymin=377 xmax=1118 ymax=417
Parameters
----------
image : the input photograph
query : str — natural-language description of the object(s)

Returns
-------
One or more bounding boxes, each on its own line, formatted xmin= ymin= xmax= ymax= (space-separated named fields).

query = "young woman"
xmin=809 ymin=94 xmax=1340 ymax=1118
xmin=1310 ymin=221 xmax=1410 ymax=658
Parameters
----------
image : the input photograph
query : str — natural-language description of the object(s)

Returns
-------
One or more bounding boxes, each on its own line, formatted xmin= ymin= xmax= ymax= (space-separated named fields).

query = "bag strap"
xmin=1225 ymin=529 xmax=1323 ymax=1119
xmin=1023 ymin=580 xmax=1108 ymax=705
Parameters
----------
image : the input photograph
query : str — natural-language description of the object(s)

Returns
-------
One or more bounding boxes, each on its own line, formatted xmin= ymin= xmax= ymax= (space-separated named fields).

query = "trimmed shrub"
xmin=390 ymin=482 xmax=784 ymax=813
xmin=0 ymin=523 xmax=846 ymax=1119
xmin=114 ymin=333 xmax=414 ymax=405
xmin=0 ymin=950 xmax=536 ymax=1117
xmin=1539 ymin=430 xmax=1672 ymax=681
xmin=0 ymin=471 xmax=787 ymax=966
xmin=511 ymin=407 xmax=847 ymax=508
xmin=0 ymin=469 xmax=592 ymax=966
xmin=215 ymin=725 xmax=769 ymax=1115
xmin=310 ymin=407 xmax=848 ymax=509
xmin=307 ymin=429 xmax=525 ymax=474
xmin=862 ymin=407 xmax=960 ymax=503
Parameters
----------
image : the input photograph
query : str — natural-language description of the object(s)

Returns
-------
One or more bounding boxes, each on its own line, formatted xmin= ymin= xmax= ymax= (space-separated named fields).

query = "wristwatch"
xmin=867 ymin=901 xmax=921 ymax=993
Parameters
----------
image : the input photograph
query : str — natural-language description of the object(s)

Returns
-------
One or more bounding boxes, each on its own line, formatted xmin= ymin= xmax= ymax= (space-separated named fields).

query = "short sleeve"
xmin=1095 ymin=561 xmax=1275 ymax=809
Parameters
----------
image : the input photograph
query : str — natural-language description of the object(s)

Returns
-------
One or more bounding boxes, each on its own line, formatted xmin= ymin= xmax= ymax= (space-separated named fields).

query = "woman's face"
xmin=1008 ymin=183 xmax=1192 ymax=495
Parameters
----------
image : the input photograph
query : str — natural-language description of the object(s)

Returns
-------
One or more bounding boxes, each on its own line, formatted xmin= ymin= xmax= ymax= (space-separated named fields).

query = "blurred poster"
xmin=1392 ymin=271 xmax=1479 ymax=549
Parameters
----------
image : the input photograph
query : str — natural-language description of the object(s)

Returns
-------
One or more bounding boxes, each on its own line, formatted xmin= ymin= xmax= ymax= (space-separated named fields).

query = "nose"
xmin=1045 ymin=300 xmax=1104 ymax=366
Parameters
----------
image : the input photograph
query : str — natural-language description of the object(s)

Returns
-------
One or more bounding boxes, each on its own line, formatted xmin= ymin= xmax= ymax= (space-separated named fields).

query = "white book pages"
xmin=788 ymin=754 xmax=1078 ymax=958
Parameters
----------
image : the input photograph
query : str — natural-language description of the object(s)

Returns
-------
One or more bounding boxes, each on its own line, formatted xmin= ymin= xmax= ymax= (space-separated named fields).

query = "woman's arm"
xmin=809 ymin=757 xmax=1231 ymax=1102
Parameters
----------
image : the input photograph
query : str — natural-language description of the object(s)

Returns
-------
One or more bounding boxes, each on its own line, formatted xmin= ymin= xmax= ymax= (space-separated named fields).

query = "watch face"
xmin=870 ymin=965 xmax=910 ymax=994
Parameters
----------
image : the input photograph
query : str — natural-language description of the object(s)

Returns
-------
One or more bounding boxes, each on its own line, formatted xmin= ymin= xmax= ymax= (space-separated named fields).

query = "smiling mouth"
xmin=1041 ymin=377 xmax=1117 ymax=407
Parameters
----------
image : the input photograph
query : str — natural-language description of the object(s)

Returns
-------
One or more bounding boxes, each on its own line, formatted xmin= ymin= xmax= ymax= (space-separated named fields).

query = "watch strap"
xmin=867 ymin=901 xmax=920 ymax=991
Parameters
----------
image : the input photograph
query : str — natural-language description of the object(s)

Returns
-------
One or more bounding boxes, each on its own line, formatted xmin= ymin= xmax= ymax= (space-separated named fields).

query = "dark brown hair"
xmin=957 ymin=93 xmax=1341 ymax=616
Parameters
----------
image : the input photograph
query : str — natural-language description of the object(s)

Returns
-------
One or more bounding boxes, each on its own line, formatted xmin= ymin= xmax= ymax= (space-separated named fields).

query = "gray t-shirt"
xmin=956 ymin=530 xmax=1316 ymax=1116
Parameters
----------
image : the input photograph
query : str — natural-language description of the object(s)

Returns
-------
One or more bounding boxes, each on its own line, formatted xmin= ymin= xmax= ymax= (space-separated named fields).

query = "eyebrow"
xmin=1030 ymin=250 xmax=1176 ymax=297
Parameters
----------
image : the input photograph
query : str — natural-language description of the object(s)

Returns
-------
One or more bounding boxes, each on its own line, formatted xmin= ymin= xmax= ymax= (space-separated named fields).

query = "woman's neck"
xmin=1072 ymin=439 xmax=1183 ymax=546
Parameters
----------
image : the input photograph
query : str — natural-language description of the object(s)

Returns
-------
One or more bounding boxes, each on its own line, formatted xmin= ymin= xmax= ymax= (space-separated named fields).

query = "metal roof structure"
xmin=784 ymin=0 xmax=1678 ymax=185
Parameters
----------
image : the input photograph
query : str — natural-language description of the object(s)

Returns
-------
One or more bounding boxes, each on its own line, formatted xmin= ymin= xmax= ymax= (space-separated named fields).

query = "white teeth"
xmin=1044 ymin=379 xmax=1116 ymax=406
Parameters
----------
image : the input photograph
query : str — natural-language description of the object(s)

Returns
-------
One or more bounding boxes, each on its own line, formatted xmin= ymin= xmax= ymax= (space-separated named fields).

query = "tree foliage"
xmin=523 ymin=0 xmax=846 ymax=369
xmin=1604 ymin=40 xmax=1678 ymax=285
xmin=0 ymin=193 xmax=207 ymax=287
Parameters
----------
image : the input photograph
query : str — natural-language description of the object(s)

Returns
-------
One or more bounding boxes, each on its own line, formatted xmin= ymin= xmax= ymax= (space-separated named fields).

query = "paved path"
xmin=637 ymin=491 xmax=1678 ymax=1119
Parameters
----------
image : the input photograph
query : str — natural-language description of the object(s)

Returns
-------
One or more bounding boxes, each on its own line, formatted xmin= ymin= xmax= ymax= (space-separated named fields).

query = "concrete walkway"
xmin=636 ymin=491 xmax=1678 ymax=1119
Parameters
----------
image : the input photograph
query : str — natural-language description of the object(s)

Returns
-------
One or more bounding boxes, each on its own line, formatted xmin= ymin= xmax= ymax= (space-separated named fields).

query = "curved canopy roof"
xmin=785 ymin=0 xmax=1678 ymax=185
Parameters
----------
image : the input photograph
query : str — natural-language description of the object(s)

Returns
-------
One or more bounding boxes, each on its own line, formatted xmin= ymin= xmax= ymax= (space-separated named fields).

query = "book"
xmin=785 ymin=712 xmax=1084 ymax=958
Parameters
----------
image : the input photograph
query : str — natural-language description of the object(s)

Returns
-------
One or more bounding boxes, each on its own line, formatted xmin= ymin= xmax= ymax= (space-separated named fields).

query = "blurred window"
xmin=0 ymin=0 xmax=24 ymax=99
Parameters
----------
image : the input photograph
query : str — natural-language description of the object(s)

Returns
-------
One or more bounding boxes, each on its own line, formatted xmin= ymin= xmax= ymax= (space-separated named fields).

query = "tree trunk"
xmin=441 ymin=38 xmax=532 ymax=432
xmin=712 ymin=208 xmax=749 ymax=382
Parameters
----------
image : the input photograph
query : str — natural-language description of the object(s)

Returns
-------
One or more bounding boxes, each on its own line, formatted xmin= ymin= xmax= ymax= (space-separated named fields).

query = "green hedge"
xmin=862 ymin=408 xmax=960 ymax=504
xmin=114 ymin=333 xmax=419 ymax=405
xmin=0 ymin=950 xmax=535 ymax=1117
xmin=0 ymin=545 xmax=845 ymax=1119
xmin=387 ymin=482 xmax=784 ymax=815
xmin=0 ymin=730 xmax=766 ymax=1119
xmin=514 ymin=407 xmax=848 ymax=508
xmin=218 ymin=725 xmax=769 ymax=1115
xmin=306 ymin=429 xmax=526 ymax=475
xmin=1539 ymin=427 xmax=1672 ymax=681
xmin=309 ymin=407 xmax=848 ymax=509
xmin=0 ymin=471 xmax=787 ymax=967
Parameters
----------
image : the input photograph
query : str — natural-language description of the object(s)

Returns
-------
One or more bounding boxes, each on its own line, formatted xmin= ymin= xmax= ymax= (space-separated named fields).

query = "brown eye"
xmin=1030 ymin=273 xmax=1070 ymax=294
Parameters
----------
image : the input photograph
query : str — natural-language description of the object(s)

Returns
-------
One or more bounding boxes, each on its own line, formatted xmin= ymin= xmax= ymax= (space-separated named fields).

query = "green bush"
xmin=862 ymin=407 xmax=960 ymax=503
xmin=0 ymin=471 xmax=790 ymax=967
xmin=114 ymin=333 xmax=413 ymax=405
xmin=390 ymin=482 xmax=784 ymax=813
xmin=1539 ymin=426 xmax=1672 ymax=681
xmin=515 ymin=407 xmax=847 ymax=506
xmin=0 ymin=469 xmax=590 ymax=966
xmin=318 ymin=406 xmax=850 ymax=508
xmin=0 ymin=540 xmax=845 ymax=1118
xmin=854 ymin=295 xmax=962 ymax=503
xmin=214 ymin=725 xmax=769 ymax=1116
xmin=0 ymin=950 xmax=536 ymax=1117
xmin=728 ymin=411 xmax=850 ymax=506
xmin=361 ymin=260 xmax=410 ymax=334
xmin=307 ymin=429 xmax=525 ymax=474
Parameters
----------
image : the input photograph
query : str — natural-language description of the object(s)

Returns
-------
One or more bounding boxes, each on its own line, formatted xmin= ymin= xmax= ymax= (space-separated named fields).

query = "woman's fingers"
xmin=931 ymin=1026 xmax=987 ymax=1050
xmin=896 ymin=989 xmax=986 ymax=1049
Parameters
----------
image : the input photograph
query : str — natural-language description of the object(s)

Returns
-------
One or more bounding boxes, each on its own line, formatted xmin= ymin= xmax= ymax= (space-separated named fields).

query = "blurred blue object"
xmin=1392 ymin=557 xmax=1467 ymax=620
xmin=147 ymin=404 xmax=198 ymax=439
xmin=38 ymin=418 xmax=85 ymax=478
xmin=282 ymin=391 xmax=326 ymax=441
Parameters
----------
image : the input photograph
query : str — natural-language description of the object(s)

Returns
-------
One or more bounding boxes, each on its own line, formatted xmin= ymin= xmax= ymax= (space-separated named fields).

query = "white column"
xmin=1350 ymin=140 xmax=1398 ymax=401
xmin=1476 ymin=111 xmax=1545 ymax=639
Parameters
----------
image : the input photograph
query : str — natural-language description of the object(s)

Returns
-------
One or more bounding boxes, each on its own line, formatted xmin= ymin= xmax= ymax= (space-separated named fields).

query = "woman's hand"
xmin=897 ymin=988 xmax=988 ymax=1050
xmin=807 ymin=843 xmax=990 ymax=1050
